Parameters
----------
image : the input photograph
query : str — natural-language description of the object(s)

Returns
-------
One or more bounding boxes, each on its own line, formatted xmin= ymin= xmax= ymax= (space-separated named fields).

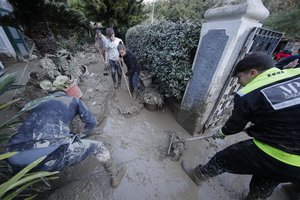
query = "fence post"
xmin=177 ymin=0 xmax=269 ymax=135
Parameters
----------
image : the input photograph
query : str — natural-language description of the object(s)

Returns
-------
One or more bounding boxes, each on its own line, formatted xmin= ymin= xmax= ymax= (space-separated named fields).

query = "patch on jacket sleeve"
xmin=261 ymin=77 xmax=300 ymax=110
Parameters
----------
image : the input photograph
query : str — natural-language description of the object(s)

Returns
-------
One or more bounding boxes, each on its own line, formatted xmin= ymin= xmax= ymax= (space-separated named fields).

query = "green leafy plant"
xmin=0 ymin=72 xmax=24 ymax=96
xmin=264 ymin=7 xmax=300 ymax=39
xmin=0 ymin=153 xmax=59 ymax=200
xmin=144 ymin=0 xmax=207 ymax=21
xmin=126 ymin=20 xmax=201 ymax=100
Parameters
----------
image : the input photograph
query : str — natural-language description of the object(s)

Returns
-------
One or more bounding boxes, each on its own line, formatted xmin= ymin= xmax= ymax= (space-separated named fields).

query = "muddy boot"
xmin=181 ymin=160 xmax=206 ymax=186
xmin=113 ymin=81 xmax=118 ymax=89
xmin=242 ymin=193 xmax=260 ymax=200
xmin=132 ymin=91 xmax=137 ymax=100
xmin=111 ymin=164 xmax=126 ymax=187
xmin=281 ymin=183 xmax=300 ymax=200
xmin=117 ymin=80 xmax=121 ymax=89
xmin=103 ymin=160 xmax=126 ymax=188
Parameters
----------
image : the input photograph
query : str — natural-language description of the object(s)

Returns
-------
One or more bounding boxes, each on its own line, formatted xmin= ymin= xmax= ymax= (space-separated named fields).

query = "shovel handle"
xmin=184 ymin=134 xmax=214 ymax=142
xmin=172 ymin=134 xmax=214 ymax=144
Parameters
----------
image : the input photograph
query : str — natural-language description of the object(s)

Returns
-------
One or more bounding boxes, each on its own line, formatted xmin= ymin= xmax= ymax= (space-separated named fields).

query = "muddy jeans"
xmin=198 ymin=139 xmax=300 ymax=199
xmin=109 ymin=60 xmax=122 ymax=84
xmin=128 ymin=71 xmax=140 ymax=93
xmin=38 ymin=137 xmax=114 ymax=177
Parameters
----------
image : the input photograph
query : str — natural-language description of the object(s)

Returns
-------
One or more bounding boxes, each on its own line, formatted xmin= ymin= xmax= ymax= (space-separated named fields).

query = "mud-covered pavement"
xmin=3 ymin=46 xmax=291 ymax=200
xmin=42 ymin=47 xmax=292 ymax=200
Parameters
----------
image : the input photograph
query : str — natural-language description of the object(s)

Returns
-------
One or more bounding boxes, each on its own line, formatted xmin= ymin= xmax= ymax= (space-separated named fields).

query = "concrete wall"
xmin=0 ymin=27 xmax=17 ymax=59
xmin=0 ymin=0 xmax=17 ymax=60
xmin=177 ymin=0 xmax=269 ymax=135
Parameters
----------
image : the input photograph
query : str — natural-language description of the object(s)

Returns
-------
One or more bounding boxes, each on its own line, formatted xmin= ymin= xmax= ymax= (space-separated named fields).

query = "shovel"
xmin=118 ymin=61 xmax=133 ymax=99
xmin=167 ymin=133 xmax=214 ymax=156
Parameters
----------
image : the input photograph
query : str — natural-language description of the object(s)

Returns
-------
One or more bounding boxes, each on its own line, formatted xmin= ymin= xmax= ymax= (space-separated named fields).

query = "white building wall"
xmin=0 ymin=0 xmax=17 ymax=59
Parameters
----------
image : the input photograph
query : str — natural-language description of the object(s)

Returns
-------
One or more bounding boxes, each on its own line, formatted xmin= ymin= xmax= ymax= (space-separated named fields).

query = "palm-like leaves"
xmin=0 ymin=153 xmax=59 ymax=200
xmin=0 ymin=72 xmax=24 ymax=96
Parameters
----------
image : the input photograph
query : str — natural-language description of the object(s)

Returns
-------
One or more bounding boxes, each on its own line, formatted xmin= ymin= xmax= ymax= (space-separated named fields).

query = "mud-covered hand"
xmin=212 ymin=129 xmax=226 ymax=139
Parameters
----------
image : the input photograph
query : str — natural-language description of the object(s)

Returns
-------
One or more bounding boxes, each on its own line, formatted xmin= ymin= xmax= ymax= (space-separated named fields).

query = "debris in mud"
xmin=141 ymin=88 xmax=164 ymax=108
xmin=116 ymin=103 xmax=144 ymax=117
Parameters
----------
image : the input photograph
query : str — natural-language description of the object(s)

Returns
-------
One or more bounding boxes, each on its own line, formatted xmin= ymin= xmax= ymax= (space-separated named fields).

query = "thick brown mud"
xmin=3 ymin=46 xmax=290 ymax=200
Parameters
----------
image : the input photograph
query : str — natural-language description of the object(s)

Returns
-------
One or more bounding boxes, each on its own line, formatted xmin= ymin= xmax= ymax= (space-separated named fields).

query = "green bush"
xmin=126 ymin=20 xmax=201 ymax=100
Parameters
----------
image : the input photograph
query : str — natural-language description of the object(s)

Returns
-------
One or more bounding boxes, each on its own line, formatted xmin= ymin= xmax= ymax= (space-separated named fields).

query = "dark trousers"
xmin=109 ymin=60 xmax=122 ymax=84
xmin=199 ymin=139 xmax=300 ymax=199
xmin=128 ymin=71 xmax=140 ymax=93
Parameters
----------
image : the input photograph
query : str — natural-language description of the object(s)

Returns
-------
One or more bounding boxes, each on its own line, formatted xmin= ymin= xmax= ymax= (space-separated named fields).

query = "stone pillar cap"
xmin=204 ymin=0 xmax=269 ymax=22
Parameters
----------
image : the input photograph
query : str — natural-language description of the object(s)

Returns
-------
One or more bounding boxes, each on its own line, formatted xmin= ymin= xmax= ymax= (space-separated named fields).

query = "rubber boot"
xmin=132 ymin=91 xmax=137 ymax=100
xmin=242 ymin=193 xmax=260 ymax=200
xmin=281 ymin=183 xmax=300 ymax=200
xmin=111 ymin=164 xmax=126 ymax=187
xmin=114 ymin=82 xmax=118 ymax=89
xmin=181 ymin=160 xmax=206 ymax=186
xmin=103 ymin=159 xmax=126 ymax=188
xmin=112 ymin=75 xmax=118 ymax=89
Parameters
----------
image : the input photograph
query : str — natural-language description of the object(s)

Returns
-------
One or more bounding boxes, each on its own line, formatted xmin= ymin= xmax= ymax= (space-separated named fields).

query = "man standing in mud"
xmin=117 ymin=44 xmax=141 ymax=99
xmin=6 ymin=91 xmax=126 ymax=188
xmin=105 ymin=27 xmax=123 ymax=89
xmin=95 ymin=29 xmax=108 ymax=68
xmin=182 ymin=52 xmax=300 ymax=200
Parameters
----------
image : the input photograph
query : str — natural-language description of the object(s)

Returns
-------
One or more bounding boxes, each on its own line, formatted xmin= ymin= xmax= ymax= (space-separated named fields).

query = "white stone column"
xmin=177 ymin=0 xmax=269 ymax=135
xmin=0 ymin=27 xmax=17 ymax=59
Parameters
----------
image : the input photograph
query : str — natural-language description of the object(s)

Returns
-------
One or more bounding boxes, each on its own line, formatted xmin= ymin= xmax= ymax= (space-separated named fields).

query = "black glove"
xmin=125 ymin=72 xmax=129 ymax=76
xmin=212 ymin=129 xmax=226 ymax=139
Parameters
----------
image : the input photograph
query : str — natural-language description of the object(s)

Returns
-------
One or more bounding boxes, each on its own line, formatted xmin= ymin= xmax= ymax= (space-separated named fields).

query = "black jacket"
xmin=275 ymin=54 xmax=300 ymax=69
xmin=122 ymin=49 xmax=141 ymax=75
xmin=222 ymin=67 xmax=300 ymax=154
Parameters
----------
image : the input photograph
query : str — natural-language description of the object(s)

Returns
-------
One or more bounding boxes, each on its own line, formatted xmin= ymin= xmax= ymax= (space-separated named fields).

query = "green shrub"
xmin=126 ymin=20 xmax=201 ymax=100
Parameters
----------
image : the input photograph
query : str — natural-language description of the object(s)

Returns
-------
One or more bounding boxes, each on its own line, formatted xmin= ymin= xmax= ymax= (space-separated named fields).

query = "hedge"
xmin=125 ymin=20 xmax=201 ymax=100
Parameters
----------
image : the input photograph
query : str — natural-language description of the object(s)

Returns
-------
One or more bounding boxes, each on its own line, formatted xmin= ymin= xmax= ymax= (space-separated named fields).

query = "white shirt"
xmin=107 ymin=38 xmax=123 ymax=61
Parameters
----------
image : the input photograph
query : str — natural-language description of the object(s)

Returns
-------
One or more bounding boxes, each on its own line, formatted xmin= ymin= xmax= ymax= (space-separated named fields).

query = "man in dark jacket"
xmin=117 ymin=44 xmax=141 ymax=99
xmin=182 ymin=52 xmax=300 ymax=200
xmin=6 ymin=91 xmax=126 ymax=187
xmin=275 ymin=54 xmax=300 ymax=69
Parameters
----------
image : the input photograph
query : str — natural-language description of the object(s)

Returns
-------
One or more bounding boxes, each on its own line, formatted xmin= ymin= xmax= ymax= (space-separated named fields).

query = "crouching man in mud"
xmin=182 ymin=52 xmax=300 ymax=200
xmin=6 ymin=90 xmax=126 ymax=187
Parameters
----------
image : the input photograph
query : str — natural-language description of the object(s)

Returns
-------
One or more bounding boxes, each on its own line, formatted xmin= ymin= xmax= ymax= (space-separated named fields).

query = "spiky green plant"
xmin=0 ymin=72 xmax=24 ymax=96
xmin=0 ymin=153 xmax=59 ymax=200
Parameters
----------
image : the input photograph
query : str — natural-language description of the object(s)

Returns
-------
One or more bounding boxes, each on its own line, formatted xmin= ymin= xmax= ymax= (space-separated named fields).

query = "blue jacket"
xmin=7 ymin=93 xmax=97 ymax=151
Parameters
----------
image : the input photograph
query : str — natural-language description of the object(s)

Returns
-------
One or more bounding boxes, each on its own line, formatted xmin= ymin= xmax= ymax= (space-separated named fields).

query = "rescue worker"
xmin=181 ymin=51 xmax=300 ymax=200
xmin=6 ymin=91 xmax=126 ymax=187
xmin=117 ymin=44 xmax=141 ymax=99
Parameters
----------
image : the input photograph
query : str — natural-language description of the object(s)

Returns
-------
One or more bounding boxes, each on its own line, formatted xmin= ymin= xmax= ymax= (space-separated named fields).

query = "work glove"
xmin=212 ymin=129 xmax=226 ymax=140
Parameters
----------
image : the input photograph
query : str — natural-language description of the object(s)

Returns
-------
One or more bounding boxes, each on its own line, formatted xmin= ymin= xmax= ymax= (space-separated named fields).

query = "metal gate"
xmin=202 ymin=27 xmax=284 ymax=132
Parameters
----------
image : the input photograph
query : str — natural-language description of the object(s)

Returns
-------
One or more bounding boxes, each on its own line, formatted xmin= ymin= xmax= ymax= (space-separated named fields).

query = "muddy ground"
xmin=1 ymin=46 xmax=293 ymax=200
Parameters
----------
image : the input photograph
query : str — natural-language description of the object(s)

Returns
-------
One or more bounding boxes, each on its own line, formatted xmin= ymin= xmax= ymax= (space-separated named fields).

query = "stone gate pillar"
xmin=177 ymin=0 xmax=269 ymax=135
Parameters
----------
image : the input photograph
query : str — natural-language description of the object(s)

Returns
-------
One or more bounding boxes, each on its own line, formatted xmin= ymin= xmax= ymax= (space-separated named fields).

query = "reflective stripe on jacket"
xmin=221 ymin=67 xmax=300 ymax=165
